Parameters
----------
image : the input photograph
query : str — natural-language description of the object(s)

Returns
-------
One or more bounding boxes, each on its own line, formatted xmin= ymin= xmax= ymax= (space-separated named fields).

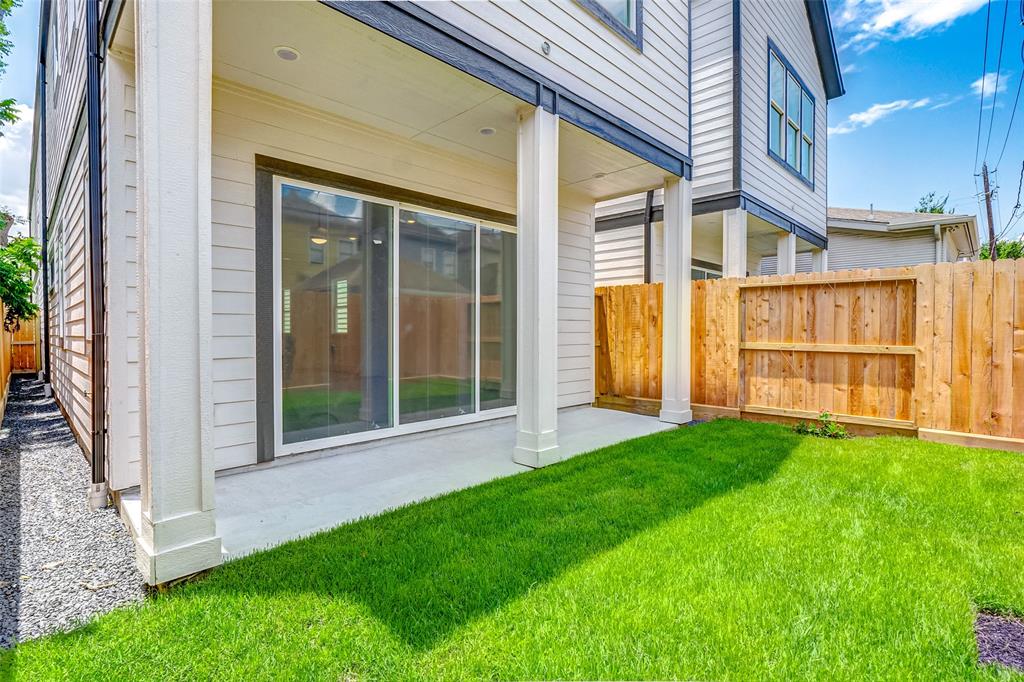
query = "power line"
xmin=974 ymin=0 xmax=994 ymax=172
xmin=982 ymin=0 xmax=1011 ymax=163
xmin=993 ymin=42 xmax=1024 ymax=171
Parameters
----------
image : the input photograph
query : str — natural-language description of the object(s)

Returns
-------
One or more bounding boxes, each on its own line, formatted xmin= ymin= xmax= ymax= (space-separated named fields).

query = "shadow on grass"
xmin=200 ymin=419 xmax=797 ymax=650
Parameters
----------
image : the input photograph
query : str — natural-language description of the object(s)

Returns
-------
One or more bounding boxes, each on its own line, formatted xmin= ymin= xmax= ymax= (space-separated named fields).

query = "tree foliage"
xmin=0 ymin=0 xmax=21 ymax=136
xmin=979 ymin=239 xmax=1024 ymax=260
xmin=915 ymin=192 xmax=954 ymax=214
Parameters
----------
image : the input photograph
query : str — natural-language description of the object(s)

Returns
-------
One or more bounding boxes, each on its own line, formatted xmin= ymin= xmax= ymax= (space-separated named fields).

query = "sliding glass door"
xmin=398 ymin=210 xmax=476 ymax=423
xmin=275 ymin=177 xmax=516 ymax=452
xmin=278 ymin=182 xmax=393 ymax=444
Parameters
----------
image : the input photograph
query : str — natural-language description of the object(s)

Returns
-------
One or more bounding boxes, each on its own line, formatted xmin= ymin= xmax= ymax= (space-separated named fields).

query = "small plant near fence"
xmin=794 ymin=411 xmax=851 ymax=439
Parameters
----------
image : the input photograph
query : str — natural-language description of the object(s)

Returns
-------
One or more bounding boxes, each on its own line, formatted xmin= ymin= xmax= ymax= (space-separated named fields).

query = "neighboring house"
xmin=594 ymin=0 xmax=844 ymax=287
xmin=35 ymin=0 xmax=828 ymax=584
xmin=756 ymin=207 xmax=979 ymax=274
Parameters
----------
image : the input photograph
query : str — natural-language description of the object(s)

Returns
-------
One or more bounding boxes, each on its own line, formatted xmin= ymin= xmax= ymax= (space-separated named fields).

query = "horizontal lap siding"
xmin=102 ymin=54 xmax=141 ymax=490
xmin=419 ymin=0 xmax=690 ymax=152
xmin=49 ymin=139 xmax=92 ymax=455
xmin=46 ymin=0 xmax=87 ymax=221
xmin=212 ymin=82 xmax=594 ymax=467
xmin=827 ymin=230 xmax=936 ymax=272
xmin=594 ymin=225 xmax=645 ymax=286
xmin=739 ymin=0 xmax=827 ymax=234
xmin=691 ymin=0 xmax=734 ymax=197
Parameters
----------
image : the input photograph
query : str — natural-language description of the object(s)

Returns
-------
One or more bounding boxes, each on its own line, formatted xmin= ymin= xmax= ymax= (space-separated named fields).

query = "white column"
xmin=134 ymin=0 xmax=221 ymax=585
xmin=513 ymin=106 xmax=560 ymax=467
xmin=811 ymin=247 xmax=828 ymax=273
xmin=660 ymin=176 xmax=693 ymax=425
xmin=722 ymin=207 xmax=748 ymax=278
xmin=777 ymin=232 xmax=797 ymax=275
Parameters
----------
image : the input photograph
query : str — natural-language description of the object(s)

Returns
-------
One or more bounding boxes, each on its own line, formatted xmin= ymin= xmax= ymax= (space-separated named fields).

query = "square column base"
xmin=513 ymin=429 xmax=561 ymax=468
xmin=133 ymin=510 xmax=222 ymax=585
xmin=659 ymin=407 xmax=693 ymax=425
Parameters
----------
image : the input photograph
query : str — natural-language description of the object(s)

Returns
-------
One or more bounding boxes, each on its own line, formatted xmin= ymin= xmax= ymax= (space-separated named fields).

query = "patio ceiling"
xmin=206 ymin=1 xmax=666 ymax=201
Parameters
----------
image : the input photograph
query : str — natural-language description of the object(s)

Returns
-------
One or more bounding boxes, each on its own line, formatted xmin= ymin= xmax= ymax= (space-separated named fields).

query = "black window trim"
xmin=577 ymin=0 xmax=644 ymax=51
xmin=766 ymin=39 xmax=815 ymax=190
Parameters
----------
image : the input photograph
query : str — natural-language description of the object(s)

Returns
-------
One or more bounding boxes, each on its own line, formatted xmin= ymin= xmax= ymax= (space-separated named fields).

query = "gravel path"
xmin=976 ymin=612 xmax=1024 ymax=672
xmin=0 ymin=375 xmax=144 ymax=648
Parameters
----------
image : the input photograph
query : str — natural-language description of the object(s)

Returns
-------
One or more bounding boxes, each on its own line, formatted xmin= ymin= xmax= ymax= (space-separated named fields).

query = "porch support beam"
xmin=811 ymin=247 xmax=828 ymax=273
xmin=722 ymin=207 xmax=748 ymax=278
xmin=134 ymin=0 xmax=221 ymax=585
xmin=777 ymin=232 xmax=797 ymax=275
xmin=513 ymin=105 xmax=561 ymax=468
xmin=659 ymin=176 xmax=693 ymax=425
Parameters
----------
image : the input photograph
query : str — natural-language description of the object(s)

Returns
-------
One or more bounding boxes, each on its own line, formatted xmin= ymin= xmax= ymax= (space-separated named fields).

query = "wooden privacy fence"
xmin=594 ymin=260 xmax=1024 ymax=451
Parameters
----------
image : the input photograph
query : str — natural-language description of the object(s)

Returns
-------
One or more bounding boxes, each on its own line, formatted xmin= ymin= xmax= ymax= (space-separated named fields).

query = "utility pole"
xmin=982 ymin=163 xmax=998 ymax=260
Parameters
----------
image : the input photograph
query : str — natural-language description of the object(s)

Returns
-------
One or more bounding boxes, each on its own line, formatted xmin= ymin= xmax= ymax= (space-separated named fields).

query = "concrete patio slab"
xmin=208 ymin=407 xmax=675 ymax=558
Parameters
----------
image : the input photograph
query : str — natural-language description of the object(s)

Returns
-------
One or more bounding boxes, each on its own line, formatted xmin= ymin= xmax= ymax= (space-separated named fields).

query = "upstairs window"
xmin=578 ymin=0 xmax=643 ymax=50
xmin=768 ymin=43 xmax=814 ymax=184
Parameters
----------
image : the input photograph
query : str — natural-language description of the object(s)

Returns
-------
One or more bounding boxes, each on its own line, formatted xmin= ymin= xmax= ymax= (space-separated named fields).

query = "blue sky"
xmin=1 ymin=0 xmax=1023 ymax=239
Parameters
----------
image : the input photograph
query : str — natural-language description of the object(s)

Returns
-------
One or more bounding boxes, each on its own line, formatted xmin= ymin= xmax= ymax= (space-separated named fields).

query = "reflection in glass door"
xmin=279 ymin=182 xmax=393 ymax=444
xmin=398 ymin=210 xmax=476 ymax=423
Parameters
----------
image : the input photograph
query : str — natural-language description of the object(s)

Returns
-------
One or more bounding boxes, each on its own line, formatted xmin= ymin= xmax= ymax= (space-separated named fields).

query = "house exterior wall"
xmin=690 ymin=0 xmax=734 ymax=197
xmin=825 ymin=229 xmax=937 ymax=271
xmin=207 ymin=81 xmax=594 ymax=471
xmin=593 ymin=220 xmax=725 ymax=284
xmin=418 ymin=0 xmax=691 ymax=154
xmin=738 ymin=0 xmax=828 ymax=235
xmin=101 ymin=52 xmax=141 ymax=491
xmin=37 ymin=0 xmax=92 ymax=455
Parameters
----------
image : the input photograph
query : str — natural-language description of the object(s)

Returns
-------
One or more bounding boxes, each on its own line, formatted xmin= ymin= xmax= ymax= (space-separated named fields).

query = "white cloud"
xmin=0 ymin=105 xmax=34 ymax=221
xmin=842 ymin=62 xmax=861 ymax=75
xmin=971 ymin=71 xmax=1012 ymax=96
xmin=833 ymin=0 xmax=987 ymax=52
xmin=828 ymin=98 xmax=927 ymax=135
xmin=929 ymin=95 xmax=964 ymax=110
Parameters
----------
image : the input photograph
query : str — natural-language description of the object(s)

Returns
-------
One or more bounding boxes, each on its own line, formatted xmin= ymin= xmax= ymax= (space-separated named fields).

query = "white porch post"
xmin=777 ymin=232 xmax=797 ymax=275
xmin=513 ymin=105 xmax=560 ymax=467
xmin=722 ymin=207 xmax=748 ymax=278
xmin=811 ymin=247 xmax=828 ymax=273
xmin=134 ymin=0 xmax=221 ymax=584
xmin=659 ymin=176 xmax=693 ymax=425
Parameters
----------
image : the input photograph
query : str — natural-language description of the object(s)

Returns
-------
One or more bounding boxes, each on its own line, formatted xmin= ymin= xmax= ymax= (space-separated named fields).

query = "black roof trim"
xmin=804 ymin=0 xmax=845 ymax=100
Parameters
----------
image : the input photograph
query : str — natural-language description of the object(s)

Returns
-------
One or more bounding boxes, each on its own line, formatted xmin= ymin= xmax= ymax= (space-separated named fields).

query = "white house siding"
xmin=826 ymin=230 xmax=936 ymax=271
xmin=47 ymin=133 xmax=92 ymax=456
xmin=418 ymin=0 xmax=690 ymax=154
xmin=594 ymin=225 xmax=645 ymax=286
xmin=44 ymin=0 xmax=87 ymax=220
xmin=101 ymin=53 xmax=141 ymax=490
xmin=210 ymin=81 xmax=595 ymax=469
xmin=738 ymin=0 xmax=827 ymax=235
xmin=593 ymin=220 xmax=725 ymax=283
xmin=690 ymin=0 xmax=734 ymax=197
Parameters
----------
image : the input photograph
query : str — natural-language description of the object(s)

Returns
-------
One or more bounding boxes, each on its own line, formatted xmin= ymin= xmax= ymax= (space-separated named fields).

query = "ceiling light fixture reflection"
xmin=310 ymin=237 xmax=327 ymax=245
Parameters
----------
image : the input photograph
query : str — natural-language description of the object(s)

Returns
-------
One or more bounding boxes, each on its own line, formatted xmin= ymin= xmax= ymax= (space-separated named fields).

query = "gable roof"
xmin=828 ymin=207 xmax=974 ymax=228
xmin=804 ymin=0 xmax=845 ymax=100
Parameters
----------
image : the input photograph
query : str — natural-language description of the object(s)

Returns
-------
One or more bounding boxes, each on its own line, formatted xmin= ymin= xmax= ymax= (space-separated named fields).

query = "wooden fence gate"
xmin=594 ymin=261 xmax=1024 ymax=451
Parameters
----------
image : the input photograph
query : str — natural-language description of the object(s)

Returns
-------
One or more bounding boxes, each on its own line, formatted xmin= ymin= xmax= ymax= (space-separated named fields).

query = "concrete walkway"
xmin=0 ymin=376 xmax=143 ymax=648
xmin=213 ymin=407 xmax=675 ymax=558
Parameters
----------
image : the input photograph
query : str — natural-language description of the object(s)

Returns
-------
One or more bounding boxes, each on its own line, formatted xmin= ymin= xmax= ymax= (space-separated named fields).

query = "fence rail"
xmin=594 ymin=261 xmax=1024 ymax=452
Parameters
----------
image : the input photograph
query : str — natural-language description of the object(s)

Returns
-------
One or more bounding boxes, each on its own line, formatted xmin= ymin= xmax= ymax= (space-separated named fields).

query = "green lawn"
xmin=4 ymin=420 xmax=1024 ymax=680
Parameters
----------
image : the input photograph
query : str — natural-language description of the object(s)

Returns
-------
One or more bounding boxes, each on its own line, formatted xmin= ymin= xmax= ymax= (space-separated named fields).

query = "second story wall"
xmin=690 ymin=0 xmax=734 ymax=197
xmin=739 ymin=0 xmax=828 ymax=236
xmin=418 ymin=0 xmax=691 ymax=157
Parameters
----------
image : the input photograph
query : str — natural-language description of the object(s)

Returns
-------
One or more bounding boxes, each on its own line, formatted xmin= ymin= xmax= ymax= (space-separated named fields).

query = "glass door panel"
xmin=280 ymin=183 xmax=392 ymax=444
xmin=398 ymin=209 xmax=476 ymax=423
xmin=479 ymin=226 xmax=516 ymax=410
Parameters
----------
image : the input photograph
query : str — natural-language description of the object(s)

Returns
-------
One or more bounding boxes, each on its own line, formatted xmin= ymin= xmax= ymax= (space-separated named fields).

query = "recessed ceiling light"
xmin=274 ymin=46 xmax=300 ymax=62
xmin=592 ymin=172 xmax=607 ymax=179
xmin=478 ymin=127 xmax=496 ymax=136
